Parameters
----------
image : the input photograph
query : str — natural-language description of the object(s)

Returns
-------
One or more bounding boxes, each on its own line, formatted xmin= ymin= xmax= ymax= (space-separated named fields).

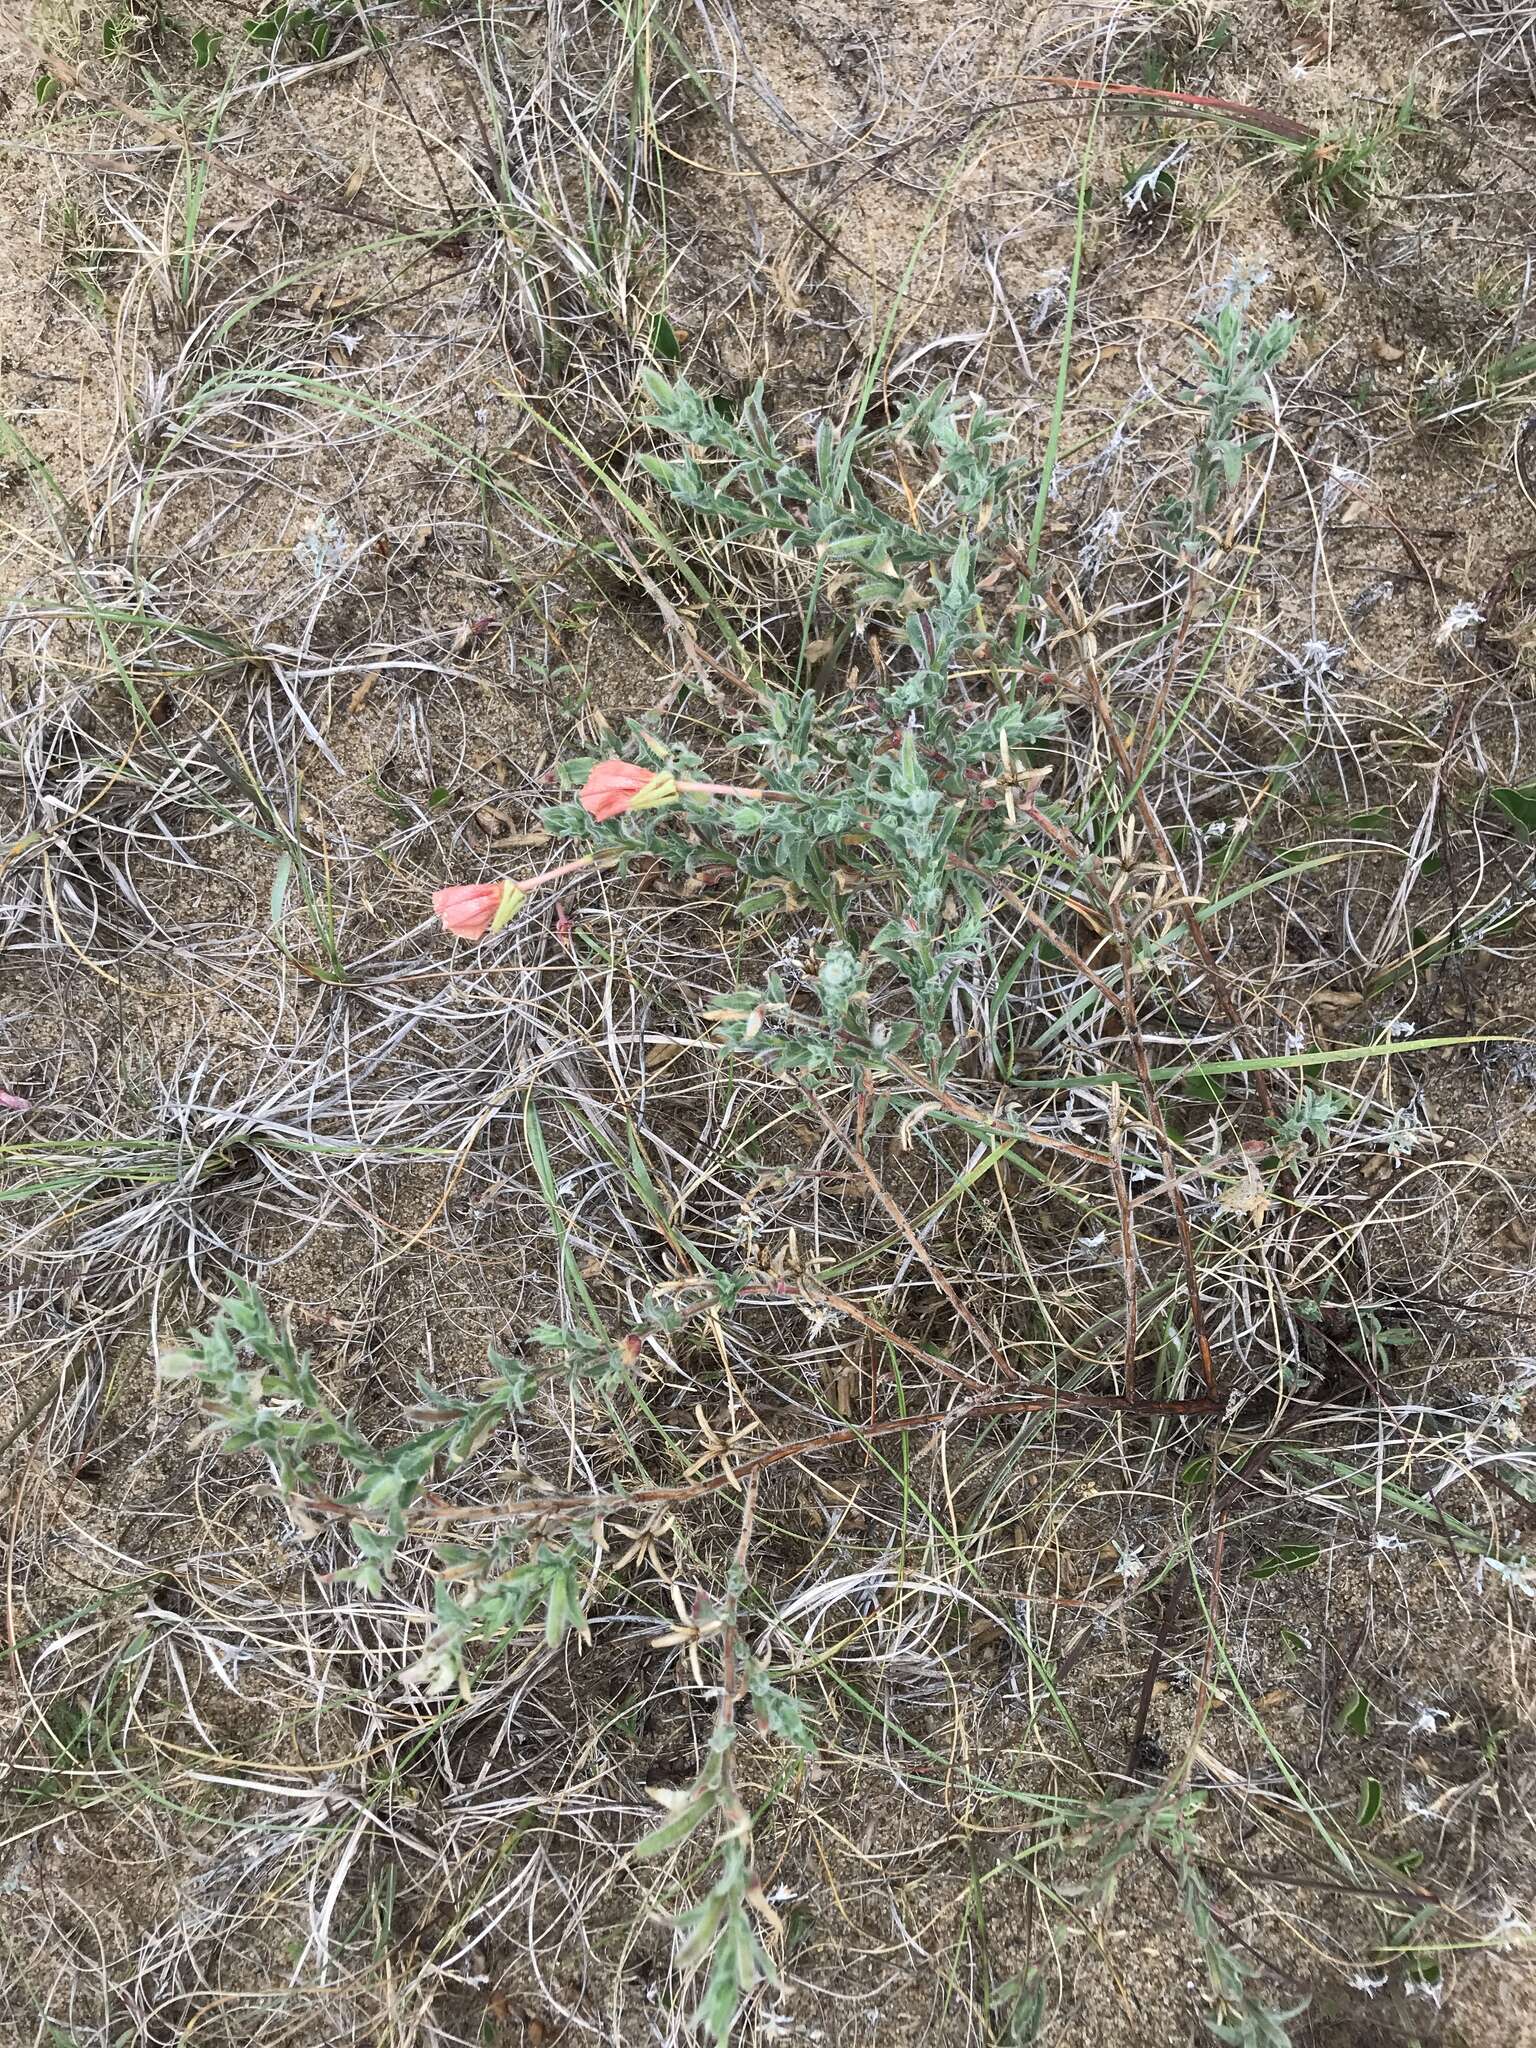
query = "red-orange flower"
xmin=580 ymin=758 xmax=678 ymax=821
xmin=432 ymin=880 xmax=517 ymax=941
xmin=432 ymin=856 xmax=601 ymax=943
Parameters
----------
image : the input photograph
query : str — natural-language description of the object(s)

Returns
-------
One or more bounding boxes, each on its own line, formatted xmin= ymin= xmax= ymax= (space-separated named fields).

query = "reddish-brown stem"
xmin=678 ymin=779 xmax=775 ymax=802
xmin=518 ymin=853 xmax=602 ymax=892
xmin=1013 ymin=75 xmax=1316 ymax=144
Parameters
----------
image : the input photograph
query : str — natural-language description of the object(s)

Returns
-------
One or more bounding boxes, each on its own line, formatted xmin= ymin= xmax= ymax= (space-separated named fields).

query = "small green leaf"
xmin=633 ymin=1794 xmax=711 ymax=1860
xmin=1249 ymin=1542 xmax=1320 ymax=1581
xmin=747 ymin=1663 xmax=816 ymax=1756
xmin=650 ymin=313 xmax=680 ymax=362
xmin=1357 ymin=1776 xmax=1382 ymax=1826
xmin=543 ymin=1566 xmax=578 ymax=1648
xmin=190 ymin=25 xmax=222 ymax=65
xmin=1489 ymin=784 xmax=1536 ymax=835
xmin=269 ymin=852 xmax=294 ymax=928
xmin=1182 ymin=1069 xmax=1225 ymax=1103
xmin=1340 ymin=1688 xmax=1372 ymax=1738
xmin=734 ymin=889 xmax=786 ymax=920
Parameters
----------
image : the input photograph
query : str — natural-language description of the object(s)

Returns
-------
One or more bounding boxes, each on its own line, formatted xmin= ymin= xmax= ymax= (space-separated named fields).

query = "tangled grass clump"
xmin=156 ymin=297 xmax=1536 ymax=2042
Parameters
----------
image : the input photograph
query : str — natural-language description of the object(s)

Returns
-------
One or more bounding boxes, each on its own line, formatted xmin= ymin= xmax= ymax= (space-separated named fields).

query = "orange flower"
xmin=432 ymin=856 xmax=600 ymax=942
xmin=580 ymin=758 xmax=678 ymax=821
xmin=432 ymin=880 xmax=521 ymax=941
